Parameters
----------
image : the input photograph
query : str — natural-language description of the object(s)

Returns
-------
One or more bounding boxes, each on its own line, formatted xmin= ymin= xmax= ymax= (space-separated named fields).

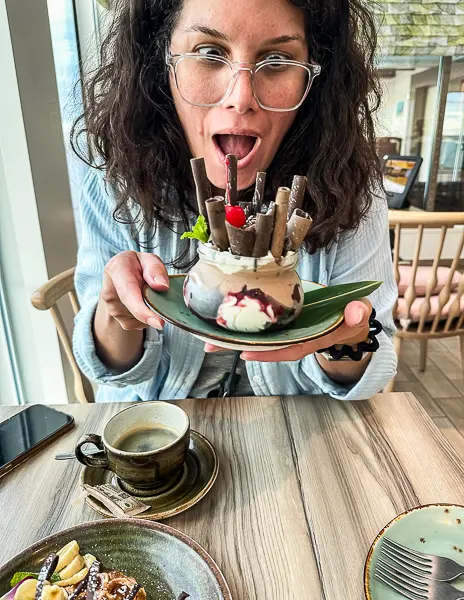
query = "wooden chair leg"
xmin=383 ymin=379 xmax=395 ymax=393
xmin=419 ymin=339 xmax=428 ymax=372
xmin=384 ymin=334 xmax=403 ymax=392
xmin=460 ymin=335 xmax=464 ymax=379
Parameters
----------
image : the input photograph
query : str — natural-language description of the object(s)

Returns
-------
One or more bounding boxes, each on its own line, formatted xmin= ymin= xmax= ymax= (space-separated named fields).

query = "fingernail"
xmin=355 ymin=308 xmax=364 ymax=325
xmin=153 ymin=275 xmax=169 ymax=289
xmin=148 ymin=317 xmax=163 ymax=330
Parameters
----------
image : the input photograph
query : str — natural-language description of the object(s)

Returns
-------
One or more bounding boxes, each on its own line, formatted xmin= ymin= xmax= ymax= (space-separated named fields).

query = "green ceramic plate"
xmin=144 ymin=276 xmax=347 ymax=350
xmin=0 ymin=519 xmax=231 ymax=600
xmin=364 ymin=504 xmax=464 ymax=599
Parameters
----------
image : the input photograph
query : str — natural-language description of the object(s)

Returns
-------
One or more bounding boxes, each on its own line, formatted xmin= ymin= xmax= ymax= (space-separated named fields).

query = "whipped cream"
xmin=198 ymin=243 xmax=297 ymax=275
xmin=217 ymin=295 xmax=276 ymax=332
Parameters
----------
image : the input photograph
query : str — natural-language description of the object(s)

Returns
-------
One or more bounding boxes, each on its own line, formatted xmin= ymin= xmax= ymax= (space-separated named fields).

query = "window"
xmin=47 ymin=0 xmax=87 ymax=240
xmin=377 ymin=56 xmax=464 ymax=211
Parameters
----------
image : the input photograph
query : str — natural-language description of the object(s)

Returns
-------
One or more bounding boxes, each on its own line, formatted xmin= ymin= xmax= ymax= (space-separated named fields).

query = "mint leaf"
xmin=10 ymin=572 xmax=60 ymax=587
xmin=10 ymin=573 xmax=36 ymax=587
xmin=181 ymin=215 xmax=209 ymax=243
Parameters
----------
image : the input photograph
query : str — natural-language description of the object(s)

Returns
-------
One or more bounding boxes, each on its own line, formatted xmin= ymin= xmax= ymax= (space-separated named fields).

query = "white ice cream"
xmin=217 ymin=295 xmax=276 ymax=332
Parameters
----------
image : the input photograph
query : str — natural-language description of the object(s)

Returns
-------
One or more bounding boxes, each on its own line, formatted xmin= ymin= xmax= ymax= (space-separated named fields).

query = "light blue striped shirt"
xmin=73 ymin=169 xmax=398 ymax=402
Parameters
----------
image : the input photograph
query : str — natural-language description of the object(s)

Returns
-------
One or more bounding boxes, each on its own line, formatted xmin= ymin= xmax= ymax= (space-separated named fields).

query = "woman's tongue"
xmin=215 ymin=134 xmax=255 ymax=160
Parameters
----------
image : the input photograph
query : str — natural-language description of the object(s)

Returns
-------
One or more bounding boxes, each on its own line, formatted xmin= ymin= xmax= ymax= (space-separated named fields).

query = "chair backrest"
xmin=389 ymin=210 xmax=464 ymax=334
xmin=31 ymin=267 xmax=94 ymax=403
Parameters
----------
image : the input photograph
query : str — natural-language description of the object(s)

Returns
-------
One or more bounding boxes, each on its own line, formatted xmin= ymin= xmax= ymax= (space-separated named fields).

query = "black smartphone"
xmin=0 ymin=404 xmax=75 ymax=478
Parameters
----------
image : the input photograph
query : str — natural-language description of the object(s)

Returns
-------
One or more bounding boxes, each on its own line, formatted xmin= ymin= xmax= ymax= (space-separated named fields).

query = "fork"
xmin=382 ymin=537 xmax=464 ymax=582
xmin=375 ymin=556 xmax=464 ymax=600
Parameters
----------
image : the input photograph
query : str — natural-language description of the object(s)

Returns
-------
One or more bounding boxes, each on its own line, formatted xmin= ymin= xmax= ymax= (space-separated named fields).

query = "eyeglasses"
xmin=167 ymin=53 xmax=321 ymax=112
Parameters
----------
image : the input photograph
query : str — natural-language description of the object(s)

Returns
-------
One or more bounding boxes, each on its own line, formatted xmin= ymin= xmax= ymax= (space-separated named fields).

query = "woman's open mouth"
xmin=213 ymin=133 xmax=260 ymax=169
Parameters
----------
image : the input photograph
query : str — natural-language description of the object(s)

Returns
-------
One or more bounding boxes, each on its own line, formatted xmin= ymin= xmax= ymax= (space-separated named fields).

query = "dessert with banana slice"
xmin=1 ymin=540 xmax=184 ymax=600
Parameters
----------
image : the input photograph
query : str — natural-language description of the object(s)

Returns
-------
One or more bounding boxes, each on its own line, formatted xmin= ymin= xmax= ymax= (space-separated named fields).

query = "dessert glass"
xmin=183 ymin=244 xmax=304 ymax=333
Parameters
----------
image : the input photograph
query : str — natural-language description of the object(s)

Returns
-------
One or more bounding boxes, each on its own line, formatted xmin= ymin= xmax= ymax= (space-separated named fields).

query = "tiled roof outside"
xmin=373 ymin=0 xmax=464 ymax=55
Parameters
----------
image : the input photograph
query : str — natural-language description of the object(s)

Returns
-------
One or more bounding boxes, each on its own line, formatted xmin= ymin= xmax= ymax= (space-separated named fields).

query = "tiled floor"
xmin=394 ymin=336 xmax=464 ymax=455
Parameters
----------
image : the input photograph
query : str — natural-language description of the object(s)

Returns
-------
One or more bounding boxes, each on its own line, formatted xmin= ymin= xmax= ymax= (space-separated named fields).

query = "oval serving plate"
xmin=364 ymin=503 xmax=464 ymax=600
xmin=0 ymin=519 xmax=232 ymax=600
xmin=191 ymin=334 xmax=292 ymax=352
xmin=144 ymin=276 xmax=344 ymax=350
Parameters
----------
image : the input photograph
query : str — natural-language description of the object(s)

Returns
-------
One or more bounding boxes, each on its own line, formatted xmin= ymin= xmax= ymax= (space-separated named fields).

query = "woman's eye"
xmin=260 ymin=54 xmax=292 ymax=72
xmin=263 ymin=53 xmax=290 ymax=62
xmin=196 ymin=46 xmax=225 ymax=58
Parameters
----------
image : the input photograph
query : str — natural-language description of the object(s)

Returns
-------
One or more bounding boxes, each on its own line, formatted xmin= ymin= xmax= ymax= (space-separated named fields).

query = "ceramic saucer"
xmin=81 ymin=430 xmax=218 ymax=521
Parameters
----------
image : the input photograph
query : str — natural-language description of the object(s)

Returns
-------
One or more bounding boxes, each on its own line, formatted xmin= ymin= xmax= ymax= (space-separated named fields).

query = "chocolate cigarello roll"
xmin=252 ymin=171 xmax=266 ymax=213
xmin=288 ymin=175 xmax=307 ymax=219
xmin=226 ymin=222 xmax=256 ymax=256
xmin=265 ymin=200 xmax=275 ymax=215
xmin=253 ymin=208 xmax=275 ymax=258
xmin=239 ymin=201 xmax=253 ymax=218
xmin=205 ymin=196 xmax=229 ymax=251
xmin=225 ymin=154 xmax=238 ymax=206
xmin=270 ymin=187 xmax=290 ymax=259
xmin=283 ymin=235 xmax=293 ymax=256
xmin=287 ymin=208 xmax=312 ymax=251
xmin=190 ymin=157 xmax=212 ymax=219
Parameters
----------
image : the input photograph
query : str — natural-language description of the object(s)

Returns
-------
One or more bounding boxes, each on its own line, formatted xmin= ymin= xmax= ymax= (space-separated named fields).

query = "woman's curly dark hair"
xmin=72 ymin=0 xmax=382 ymax=267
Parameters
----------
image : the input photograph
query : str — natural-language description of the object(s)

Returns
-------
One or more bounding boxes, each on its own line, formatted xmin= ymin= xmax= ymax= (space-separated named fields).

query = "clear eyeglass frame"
xmin=166 ymin=52 xmax=322 ymax=113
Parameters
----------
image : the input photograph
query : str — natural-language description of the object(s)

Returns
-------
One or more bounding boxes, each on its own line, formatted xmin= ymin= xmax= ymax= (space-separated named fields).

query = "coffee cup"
xmin=75 ymin=402 xmax=190 ymax=491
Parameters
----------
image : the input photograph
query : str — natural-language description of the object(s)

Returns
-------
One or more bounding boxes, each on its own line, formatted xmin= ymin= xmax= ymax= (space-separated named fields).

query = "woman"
xmin=73 ymin=0 xmax=397 ymax=402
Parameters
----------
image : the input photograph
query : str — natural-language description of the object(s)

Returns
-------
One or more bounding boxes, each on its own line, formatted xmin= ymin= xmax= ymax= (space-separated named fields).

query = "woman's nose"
xmin=224 ymin=69 xmax=259 ymax=115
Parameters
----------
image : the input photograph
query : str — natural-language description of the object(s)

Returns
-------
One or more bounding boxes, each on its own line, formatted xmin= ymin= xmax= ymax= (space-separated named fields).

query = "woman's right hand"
xmin=99 ymin=250 xmax=169 ymax=331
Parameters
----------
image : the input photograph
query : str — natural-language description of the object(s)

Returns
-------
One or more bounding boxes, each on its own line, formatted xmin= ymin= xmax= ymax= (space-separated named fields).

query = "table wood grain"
xmin=0 ymin=393 xmax=463 ymax=600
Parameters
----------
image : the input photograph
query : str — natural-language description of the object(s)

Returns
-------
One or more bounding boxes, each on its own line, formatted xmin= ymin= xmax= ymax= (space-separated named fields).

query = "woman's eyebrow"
xmin=184 ymin=26 xmax=306 ymax=48
xmin=184 ymin=25 xmax=229 ymax=41
xmin=264 ymin=34 xmax=306 ymax=47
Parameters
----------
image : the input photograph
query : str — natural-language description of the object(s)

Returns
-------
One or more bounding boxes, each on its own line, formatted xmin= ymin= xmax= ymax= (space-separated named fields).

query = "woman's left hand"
xmin=204 ymin=299 xmax=372 ymax=362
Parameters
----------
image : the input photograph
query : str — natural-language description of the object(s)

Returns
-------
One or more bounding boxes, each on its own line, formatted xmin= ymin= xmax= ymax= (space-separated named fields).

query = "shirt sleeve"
xmin=301 ymin=195 xmax=398 ymax=400
xmin=72 ymin=169 xmax=163 ymax=387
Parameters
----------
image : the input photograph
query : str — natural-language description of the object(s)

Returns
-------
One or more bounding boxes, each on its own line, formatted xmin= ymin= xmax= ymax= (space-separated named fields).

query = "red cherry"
xmin=225 ymin=205 xmax=246 ymax=228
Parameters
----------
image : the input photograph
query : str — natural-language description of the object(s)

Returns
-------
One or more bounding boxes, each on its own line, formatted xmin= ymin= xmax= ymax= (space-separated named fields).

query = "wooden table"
xmin=1 ymin=393 xmax=463 ymax=599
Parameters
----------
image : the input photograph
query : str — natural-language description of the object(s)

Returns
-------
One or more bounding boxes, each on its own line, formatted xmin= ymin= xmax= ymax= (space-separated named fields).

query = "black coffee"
xmin=115 ymin=425 xmax=178 ymax=453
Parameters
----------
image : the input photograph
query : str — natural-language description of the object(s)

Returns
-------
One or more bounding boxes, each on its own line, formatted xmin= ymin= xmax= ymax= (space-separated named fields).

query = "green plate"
xmin=364 ymin=504 xmax=464 ymax=599
xmin=144 ymin=276 xmax=349 ymax=349
xmin=0 ymin=519 xmax=231 ymax=600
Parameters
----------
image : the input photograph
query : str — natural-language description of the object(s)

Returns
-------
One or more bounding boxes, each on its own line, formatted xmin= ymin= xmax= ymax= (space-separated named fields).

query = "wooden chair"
xmin=385 ymin=210 xmax=464 ymax=392
xmin=31 ymin=267 xmax=94 ymax=403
